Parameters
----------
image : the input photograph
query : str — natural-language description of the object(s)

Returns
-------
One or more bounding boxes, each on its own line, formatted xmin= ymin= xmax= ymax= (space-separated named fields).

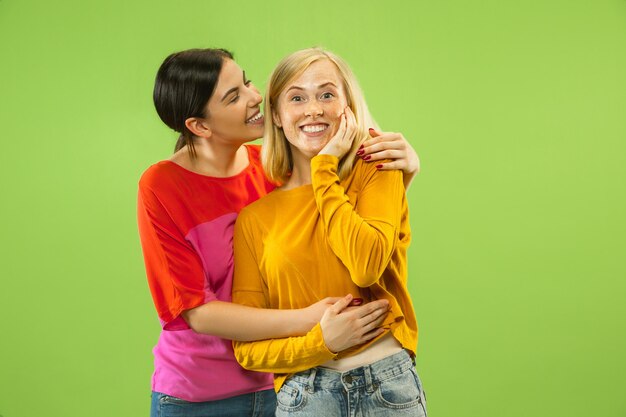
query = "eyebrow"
xmin=286 ymin=81 xmax=338 ymax=93
xmin=221 ymin=71 xmax=248 ymax=102
xmin=221 ymin=87 xmax=239 ymax=102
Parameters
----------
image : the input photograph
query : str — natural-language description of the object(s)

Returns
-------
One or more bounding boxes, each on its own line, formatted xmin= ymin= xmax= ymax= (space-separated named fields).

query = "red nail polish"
xmin=368 ymin=127 xmax=375 ymax=132
xmin=356 ymin=149 xmax=364 ymax=156
xmin=359 ymin=144 xmax=364 ymax=150
xmin=350 ymin=298 xmax=363 ymax=306
xmin=363 ymin=155 xmax=371 ymax=161
xmin=376 ymin=164 xmax=383 ymax=169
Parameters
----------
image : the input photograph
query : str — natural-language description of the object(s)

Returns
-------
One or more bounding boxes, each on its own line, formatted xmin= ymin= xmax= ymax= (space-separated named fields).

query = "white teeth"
xmin=246 ymin=113 xmax=263 ymax=123
xmin=302 ymin=124 xmax=327 ymax=133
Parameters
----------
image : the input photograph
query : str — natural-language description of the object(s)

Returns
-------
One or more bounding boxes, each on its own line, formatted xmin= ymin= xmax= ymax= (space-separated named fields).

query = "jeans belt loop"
xmin=306 ymin=368 xmax=317 ymax=393
xmin=364 ymin=364 xmax=376 ymax=393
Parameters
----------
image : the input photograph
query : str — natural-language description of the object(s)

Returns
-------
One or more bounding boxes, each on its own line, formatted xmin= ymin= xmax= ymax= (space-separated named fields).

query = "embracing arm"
xmin=359 ymin=128 xmax=420 ymax=189
xmin=182 ymin=297 xmax=339 ymax=341
xmin=232 ymin=294 xmax=389 ymax=373
xmin=232 ymin=208 xmax=389 ymax=372
xmin=139 ymin=178 xmax=338 ymax=340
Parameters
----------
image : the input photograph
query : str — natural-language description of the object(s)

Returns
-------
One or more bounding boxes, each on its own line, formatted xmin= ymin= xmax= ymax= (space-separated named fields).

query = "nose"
xmin=304 ymin=101 xmax=324 ymax=117
xmin=247 ymin=83 xmax=262 ymax=107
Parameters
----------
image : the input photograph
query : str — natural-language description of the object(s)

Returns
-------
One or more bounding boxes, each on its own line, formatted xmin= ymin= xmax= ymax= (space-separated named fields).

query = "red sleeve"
xmin=137 ymin=184 xmax=215 ymax=330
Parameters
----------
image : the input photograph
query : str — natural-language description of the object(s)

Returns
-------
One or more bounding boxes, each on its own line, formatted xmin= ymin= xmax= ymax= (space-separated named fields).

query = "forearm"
xmin=311 ymin=155 xmax=401 ymax=287
xmin=183 ymin=300 xmax=314 ymax=341
xmin=233 ymin=323 xmax=335 ymax=373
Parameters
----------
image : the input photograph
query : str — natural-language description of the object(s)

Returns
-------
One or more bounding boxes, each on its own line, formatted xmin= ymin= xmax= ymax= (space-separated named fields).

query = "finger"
xmin=374 ymin=161 xmax=405 ymax=171
xmin=322 ymin=296 xmax=345 ymax=305
xmin=358 ymin=306 xmax=389 ymax=327
xmin=335 ymin=113 xmax=348 ymax=141
xmin=368 ymin=127 xmax=381 ymax=138
xmin=358 ymin=311 xmax=389 ymax=335
xmin=329 ymin=293 xmax=353 ymax=314
xmin=357 ymin=139 xmax=402 ymax=158
xmin=362 ymin=149 xmax=404 ymax=162
xmin=349 ymin=297 xmax=364 ymax=306
xmin=359 ymin=328 xmax=386 ymax=343
xmin=368 ymin=128 xmax=403 ymax=140
xmin=361 ymin=140 xmax=404 ymax=155
xmin=343 ymin=107 xmax=357 ymax=142
xmin=362 ymin=133 xmax=403 ymax=149
xmin=346 ymin=107 xmax=357 ymax=130
xmin=352 ymin=299 xmax=389 ymax=319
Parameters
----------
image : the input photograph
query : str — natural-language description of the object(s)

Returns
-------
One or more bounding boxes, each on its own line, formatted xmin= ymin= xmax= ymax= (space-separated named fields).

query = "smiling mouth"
xmin=246 ymin=112 xmax=264 ymax=124
xmin=301 ymin=124 xmax=329 ymax=133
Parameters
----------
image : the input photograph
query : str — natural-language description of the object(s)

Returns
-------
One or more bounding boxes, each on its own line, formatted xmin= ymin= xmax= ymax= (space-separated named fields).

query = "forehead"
xmin=213 ymin=59 xmax=242 ymax=93
xmin=287 ymin=59 xmax=343 ymax=89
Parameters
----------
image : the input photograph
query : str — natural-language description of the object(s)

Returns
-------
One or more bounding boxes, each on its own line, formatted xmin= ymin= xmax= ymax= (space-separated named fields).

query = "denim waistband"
xmin=288 ymin=350 xmax=415 ymax=392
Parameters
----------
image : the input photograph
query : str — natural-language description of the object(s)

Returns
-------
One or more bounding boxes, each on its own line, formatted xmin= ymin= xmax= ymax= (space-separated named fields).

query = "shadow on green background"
xmin=1 ymin=0 xmax=625 ymax=416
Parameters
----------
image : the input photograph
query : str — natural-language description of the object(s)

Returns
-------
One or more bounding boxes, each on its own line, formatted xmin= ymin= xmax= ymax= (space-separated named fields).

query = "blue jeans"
xmin=275 ymin=350 xmax=427 ymax=417
xmin=151 ymin=389 xmax=276 ymax=417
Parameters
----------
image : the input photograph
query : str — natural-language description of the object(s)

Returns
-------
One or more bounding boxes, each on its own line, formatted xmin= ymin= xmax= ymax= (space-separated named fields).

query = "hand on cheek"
xmin=318 ymin=106 xmax=357 ymax=159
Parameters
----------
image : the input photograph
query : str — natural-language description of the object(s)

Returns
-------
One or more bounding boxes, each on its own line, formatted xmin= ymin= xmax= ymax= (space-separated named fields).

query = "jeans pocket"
xmin=159 ymin=395 xmax=190 ymax=405
xmin=413 ymin=368 xmax=428 ymax=416
xmin=374 ymin=367 xmax=422 ymax=410
xmin=276 ymin=380 xmax=307 ymax=412
xmin=155 ymin=393 xmax=194 ymax=417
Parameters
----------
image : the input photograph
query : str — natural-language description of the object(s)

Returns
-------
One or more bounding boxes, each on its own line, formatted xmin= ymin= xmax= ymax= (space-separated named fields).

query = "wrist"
xmin=315 ymin=151 xmax=341 ymax=160
xmin=295 ymin=307 xmax=318 ymax=335
xmin=311 ymin=153 xmax=339 ymax=169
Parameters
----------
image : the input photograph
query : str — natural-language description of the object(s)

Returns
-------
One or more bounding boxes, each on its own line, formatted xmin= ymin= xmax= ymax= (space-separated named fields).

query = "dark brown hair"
xmin=153 ymin=48 xmax=234 ymax=157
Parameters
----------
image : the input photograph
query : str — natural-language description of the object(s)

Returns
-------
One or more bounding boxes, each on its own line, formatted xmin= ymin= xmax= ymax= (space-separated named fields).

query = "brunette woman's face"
xmin=273 ymin=59 xmax=348 ymax=159
xmin=204 ymin=59 xmax=264 ymax=143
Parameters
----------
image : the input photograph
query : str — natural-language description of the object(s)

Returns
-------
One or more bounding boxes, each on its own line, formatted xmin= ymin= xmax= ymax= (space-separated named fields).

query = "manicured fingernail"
xmin=356 ymin=149 xmax=364 ymax=156
xmin=368 ymin=127 xmax=375 ymax=132
xmin=376 ymin=164 xmax=383 ymax=169
xmin=349 ymin=298 xmax=363 ymax=306
xmin=359 ymin=144 xmax=364 ymax=150
xmin=362 ymin=155 xmax=371 ymax=161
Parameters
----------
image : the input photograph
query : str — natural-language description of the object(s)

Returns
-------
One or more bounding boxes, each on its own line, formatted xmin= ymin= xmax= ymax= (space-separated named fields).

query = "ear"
xmin=272 ymin=110 xmax=282 ymax=128
xmin=184 ymin=117 xmax=212 ymax=139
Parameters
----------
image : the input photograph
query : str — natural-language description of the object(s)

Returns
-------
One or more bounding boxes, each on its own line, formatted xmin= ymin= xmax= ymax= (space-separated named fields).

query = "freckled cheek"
xmin=327 ymin=101 xmax=346 ymax=118
xmin=324 ymin=102 xmax=347 ymax=135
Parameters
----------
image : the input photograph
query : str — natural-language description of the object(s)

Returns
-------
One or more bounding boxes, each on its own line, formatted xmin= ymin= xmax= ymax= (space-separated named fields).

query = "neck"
xmin=282 ymin=147 xmax=313 ymax=189
xmin=172 ymin=136 xmax=249 ymax=177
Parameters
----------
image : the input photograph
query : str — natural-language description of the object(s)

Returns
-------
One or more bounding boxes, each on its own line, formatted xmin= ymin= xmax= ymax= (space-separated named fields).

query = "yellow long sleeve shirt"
xmin=232 ymin=154 xmax=418 ymax=391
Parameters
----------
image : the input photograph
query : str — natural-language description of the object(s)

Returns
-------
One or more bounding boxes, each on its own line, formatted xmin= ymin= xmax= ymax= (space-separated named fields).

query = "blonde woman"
xmin=233 ymin=47 xmax=426 ymax=416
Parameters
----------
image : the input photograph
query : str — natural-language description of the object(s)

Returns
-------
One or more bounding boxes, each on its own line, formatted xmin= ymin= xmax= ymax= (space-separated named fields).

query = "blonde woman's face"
xmin=272 ymin=59 xmax=348 ymax=159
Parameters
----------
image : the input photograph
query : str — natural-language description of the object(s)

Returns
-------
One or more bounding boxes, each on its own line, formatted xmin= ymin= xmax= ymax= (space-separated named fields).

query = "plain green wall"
xmin=1 ymin=0 xmax=625 ymax=416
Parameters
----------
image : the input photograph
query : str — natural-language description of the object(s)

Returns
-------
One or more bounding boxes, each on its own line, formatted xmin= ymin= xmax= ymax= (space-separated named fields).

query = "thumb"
xmin=329 ymin=294 xmax=353 ymax=315
xmin=368 ymin=127 xmax=381 ymax=138
xmin=322 ymin=296 xmax=344 ymax=305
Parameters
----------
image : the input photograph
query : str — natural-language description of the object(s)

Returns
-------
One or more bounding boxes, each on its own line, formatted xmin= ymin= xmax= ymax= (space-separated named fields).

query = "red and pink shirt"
xmin=137 ymin=145 xmax=275 ymax=402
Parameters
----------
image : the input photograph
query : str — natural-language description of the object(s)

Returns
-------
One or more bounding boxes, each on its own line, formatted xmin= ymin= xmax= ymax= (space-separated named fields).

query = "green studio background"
xmin=1 ymin=0 xmax=625 ymax=416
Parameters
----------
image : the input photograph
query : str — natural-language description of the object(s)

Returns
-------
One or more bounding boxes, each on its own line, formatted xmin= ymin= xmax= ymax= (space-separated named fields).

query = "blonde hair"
xmin=262 ymin=47 xmax=379 ymax=184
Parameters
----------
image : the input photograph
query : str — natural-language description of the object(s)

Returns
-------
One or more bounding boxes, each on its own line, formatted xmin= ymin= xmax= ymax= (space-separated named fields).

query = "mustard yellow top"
xmin=232 ymin=154 xmax=418 ymax=391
